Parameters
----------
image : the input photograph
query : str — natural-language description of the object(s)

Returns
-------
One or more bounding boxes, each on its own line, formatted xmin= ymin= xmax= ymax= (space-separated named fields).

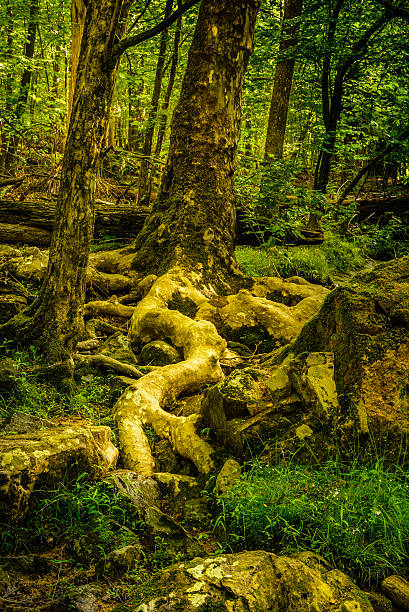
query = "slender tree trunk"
xmin=67 ymin=0 xmax=86 ymax=130
xmin=1 ymin=1 xmax=130 ymax=362
xmin=154 ymin=15 xmax=182 ymax=159
xmin=0 ymin=1 xmax=14 ymax=169
xmin=132 ymin=0 xmax=261 ymax=283
xmin=128 ymin=56 xmax=146 ymax=151
xmin=138 ymin=0 xmax=174 ymax=205
xmin=264 ymin=0 xmax=302 ymax=160
xmin=6 ymin=0 xmax=39 ymax=167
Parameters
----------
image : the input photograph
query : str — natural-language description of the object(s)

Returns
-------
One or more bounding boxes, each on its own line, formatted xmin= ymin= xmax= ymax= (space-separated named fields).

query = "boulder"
xmin=0 ymin=425 xmax=118 ymax=521
xmin=1 ymin=411 xmax=56 ymax=434
xmin=0 ymin=358 xmax=18 ymax=391
xmin=203 ymin=354 xmax=340 ymax=460
xmin=100 ymin=544 xmax=143 ymax=576
xmin=139 ymin=340 xmax=181 ymax=366
xmin=0 ymin=294 xmax=27 ymax=323
xmin=63 ymin=583 xmax=102 ymax=612
xmin=133 ymin=550 xmax=374 ymax=611
xmin=283 ymin=256 xmax=409 ymax=463
xmin=97 ymin=332 xmax=138 ymax=366
xmin=215 ymin=459 xmax=241 ymax=496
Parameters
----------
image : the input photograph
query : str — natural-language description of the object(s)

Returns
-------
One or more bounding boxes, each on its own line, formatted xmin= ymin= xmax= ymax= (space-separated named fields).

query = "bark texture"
xmin=264 ymin=0 xmax=302 ymax=159
xmin=0 ymin=1 xmax=129 ymax=361
xmin=132 ymin=0 xmax=261 ymax=284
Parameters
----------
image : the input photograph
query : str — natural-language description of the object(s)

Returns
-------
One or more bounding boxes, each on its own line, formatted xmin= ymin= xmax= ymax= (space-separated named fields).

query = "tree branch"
xmin=116 ymin=0 xmax=200 ymax=56
xmin=374 ymin=0 xmax=409 ymax=20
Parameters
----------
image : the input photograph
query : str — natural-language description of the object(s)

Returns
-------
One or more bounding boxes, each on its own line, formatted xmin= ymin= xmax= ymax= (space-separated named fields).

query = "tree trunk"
xmin=132 ymin=0 xmax=261 ymax=284
xmin=137 ymin=0 xmax=174 ymax=205
xmin=67 ymin=0 xmax=86 ymax=130
xmin=264 ymin=0 xmax=302 ymax=160
xmin=154 ymin=16 xmax=182 ymax=160
xmin=6 ymin=0 xmax=39 ymax=167
xmin=1 ymin=1 xmax=129 ymax=362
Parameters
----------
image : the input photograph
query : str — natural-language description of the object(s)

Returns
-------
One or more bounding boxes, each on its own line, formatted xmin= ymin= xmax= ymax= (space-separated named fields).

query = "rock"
xmin=215 ymin=459 xmax=241 ymax=496
xmin=139 ymin=340 xmax=181 ymax=366
xmin=0 ymin=565 xmax=10 ymax=590
xmin=154 ymin=439 xmax=179 ymax=473
xmin=134 ymin=550 xmax=374 ymax=611
xmin=63 ymin=583 xmax=102 ymax=612
xmin=15 ymin=247 xmax=48 ymax=283
xmin=0 ymin=358 xmax=18 ymax=391
xmin=286 ymin=256 xmax=409 ymax=463
xmin=0 ymin=425 xmax=118 ymax=521
xmin=97 ymin=332 xmax=138 ymax=366
xmin=0 ymin=554 xmax=50 ymax=574
xmin=382 ymin=575 xmax=409 ymax=610
xmin=110 ymin=470 xmax=186 ymax=540
xmin=100 ymin=544 xmax=143 ymax=576
xmin=0 ymin=294 xmax=27 ymax=323
xmin=365 ymin=592 xmax=393 ymax=612
xmin=266 ymin=352 xmax=340 ymax=420
xmin=2 ymin=411 xmax=56 ymax=435
xmin=202 ymin=368 xmax=268 ymax=439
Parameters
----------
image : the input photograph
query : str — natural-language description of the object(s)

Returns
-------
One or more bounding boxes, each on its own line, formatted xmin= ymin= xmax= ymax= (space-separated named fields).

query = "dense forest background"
xmin=1 ymin=0 xmax=408 ymax=255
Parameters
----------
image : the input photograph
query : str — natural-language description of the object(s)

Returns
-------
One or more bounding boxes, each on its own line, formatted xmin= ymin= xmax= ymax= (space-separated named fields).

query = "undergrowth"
xmin=214 ymin=459 xmax=409 ymax=585
xmin=236 ymin=233 xmax=367 ymax=284
xmin=0 ymin=341 xmax=118 ymax=429
xmin=0 ymin=474 xmax=143 ymax=559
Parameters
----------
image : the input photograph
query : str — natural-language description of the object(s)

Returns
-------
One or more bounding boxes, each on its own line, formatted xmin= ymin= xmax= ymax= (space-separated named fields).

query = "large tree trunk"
xmin=264 ymin=0 xmax=302 ymax=160
xmin=132 ymin=0 xmax=261 ymax=284
xmin=1 ymin=1 xmax=129 ymax=362
xmin=67 ymin=0 xmax=86 ymax=130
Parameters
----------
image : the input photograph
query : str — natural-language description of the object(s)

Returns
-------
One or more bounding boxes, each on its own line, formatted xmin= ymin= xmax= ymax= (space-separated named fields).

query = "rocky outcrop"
xmin=133 ymin=550 xmax=374 ymax=611
xmin=281 ymin=256 xmax=409 ymax=462
xmin=0 ymin=425 xmax=118 ymax=521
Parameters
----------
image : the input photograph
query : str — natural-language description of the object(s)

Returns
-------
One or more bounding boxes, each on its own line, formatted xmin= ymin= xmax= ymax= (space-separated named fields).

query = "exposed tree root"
xmin=74 ymin=353 xmax=143 ymax=379
xmin=113 ymin=267 xmax=226 ymax=475
xmin=84 ymin=300 xmax=135 ymax=319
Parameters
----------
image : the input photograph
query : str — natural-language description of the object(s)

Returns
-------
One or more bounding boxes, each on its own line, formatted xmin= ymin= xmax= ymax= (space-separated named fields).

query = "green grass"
xmin=215 ymin=459 xmax=409 ymax=585
xmin=236 ymin=233 xmax=367 ymax=285
xmin=0 ymin=474 xmax=144 ymax=558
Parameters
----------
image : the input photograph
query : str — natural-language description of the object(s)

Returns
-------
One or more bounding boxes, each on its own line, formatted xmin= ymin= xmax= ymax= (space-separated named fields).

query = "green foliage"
xmin=359 ymin=214 xmax=409 ymax=261
xmin=0 ymin=474 xmax=143 ymax=559
xmin=215 ymin=459 xmax=409 ymax=584
xmin=236 ymin=233 xmax=367 ymax=285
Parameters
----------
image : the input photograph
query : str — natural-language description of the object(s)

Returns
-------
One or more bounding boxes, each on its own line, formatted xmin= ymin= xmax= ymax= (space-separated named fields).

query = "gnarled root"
xmin=113 ymin=268 xmax=226 ymax=475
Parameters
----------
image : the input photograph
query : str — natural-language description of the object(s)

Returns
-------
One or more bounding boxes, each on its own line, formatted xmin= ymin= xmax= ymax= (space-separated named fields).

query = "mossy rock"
xmin=285 ymin=256 xmax=409 ymax=463
xmin=128 ymin=550 xmax=374 ymax=611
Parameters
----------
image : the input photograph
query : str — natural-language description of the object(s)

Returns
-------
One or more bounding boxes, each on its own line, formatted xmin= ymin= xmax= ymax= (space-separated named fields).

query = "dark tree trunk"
xmin=1 ymin=0 xmax=129 ymax=362
xmin=154 ymin=15 xmax=182 ymax=160
xmin=264 ymin=0 xmax=302 ymax=160
xmin=314 ymin=8 xmax=390 ymax=193
xmin=6 ymin=0 xmax=39 ymax=167
xmin=138 ymin=0 xmax=174 ymax=205
xmin=132 ymin=0 xmax=261 ymax=284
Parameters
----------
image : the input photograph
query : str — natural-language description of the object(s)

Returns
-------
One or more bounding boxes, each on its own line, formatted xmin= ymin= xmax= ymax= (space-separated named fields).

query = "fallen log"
xmin=0 ymin=222 xmax=52 ymax=246
xmin=357 ymin=195 xmax=409 ymax=219
xmin=0 ymin=199 xmax=150 ymax=236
